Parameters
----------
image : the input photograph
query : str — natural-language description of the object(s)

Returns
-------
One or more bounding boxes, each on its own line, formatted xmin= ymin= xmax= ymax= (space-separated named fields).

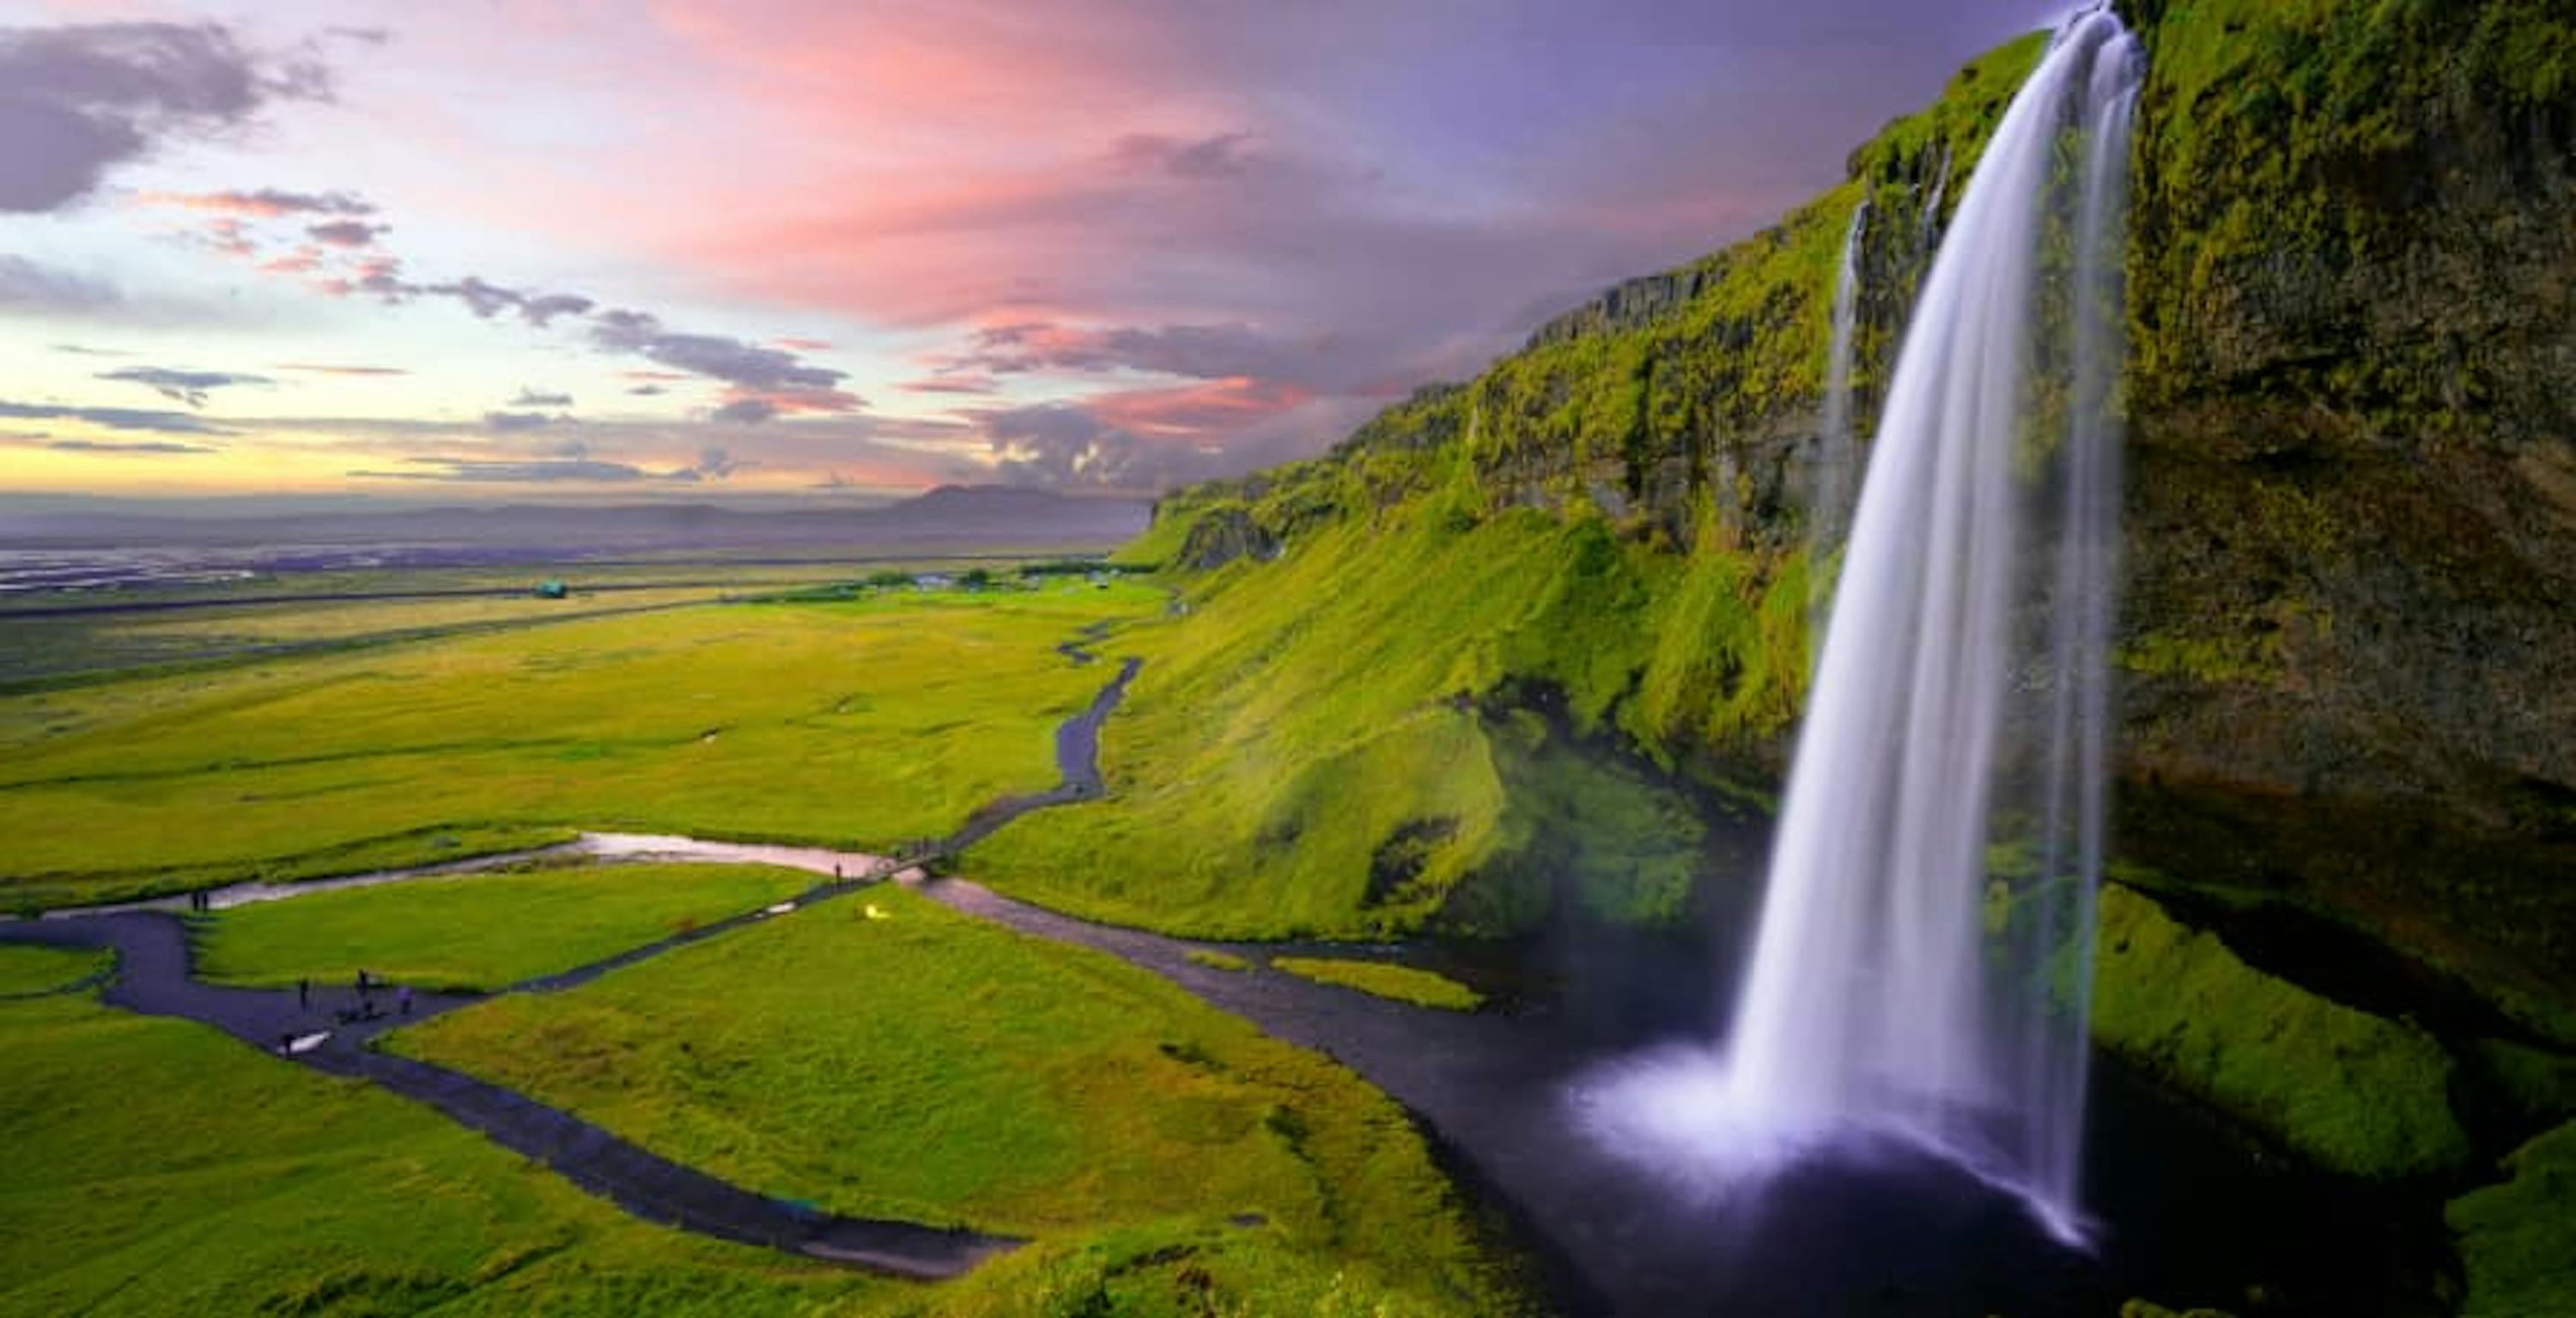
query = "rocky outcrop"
xmin=1175 ymin=502 xmax=1279 ymax=571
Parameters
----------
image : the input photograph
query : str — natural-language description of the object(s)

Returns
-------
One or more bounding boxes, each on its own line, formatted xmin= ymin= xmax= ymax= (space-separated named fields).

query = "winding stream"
xmin=2 ymin=629 xmax=2449 ymax=1313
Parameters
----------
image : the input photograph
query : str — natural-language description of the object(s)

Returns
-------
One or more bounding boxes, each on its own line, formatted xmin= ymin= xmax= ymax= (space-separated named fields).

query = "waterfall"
xmin=1917 ymin=143 xmax=1953 ymax=262
xmin=1809 ymin=197 xmax=1869 ymax=562
xmin=1578 ymin=9 xmax=2142 ymax=1247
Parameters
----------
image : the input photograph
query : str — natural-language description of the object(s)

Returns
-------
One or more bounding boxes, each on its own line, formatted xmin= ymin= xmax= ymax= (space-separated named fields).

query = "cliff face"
xmin=2114 ymin=0 xmax=2576 ymax=999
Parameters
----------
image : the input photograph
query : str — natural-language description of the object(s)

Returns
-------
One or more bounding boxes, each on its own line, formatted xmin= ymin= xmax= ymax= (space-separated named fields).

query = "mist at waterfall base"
xmin=1573 ymin=11 xmax=2142 ymax=1249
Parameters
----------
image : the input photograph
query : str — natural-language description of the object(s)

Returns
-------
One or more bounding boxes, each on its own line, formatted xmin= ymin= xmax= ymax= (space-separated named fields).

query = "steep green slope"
xmin=974 ymin=501 xmax=1796 ymax=938
xmin=969 ymin=39 xmax=2047 ymax=939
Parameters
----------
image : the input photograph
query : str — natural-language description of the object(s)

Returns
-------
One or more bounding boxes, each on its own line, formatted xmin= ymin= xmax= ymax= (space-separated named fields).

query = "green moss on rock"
xmin=2469 ymin=1037 xmax=2576 ymax=1128
xmin=2445 ymin=1119 xmax=2576 ymax=1318
xmin=2090 ymin=884 xmax=2470 ymax=1179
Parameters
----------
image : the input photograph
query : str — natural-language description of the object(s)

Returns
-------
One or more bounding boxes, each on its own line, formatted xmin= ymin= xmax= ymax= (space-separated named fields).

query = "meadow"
xmin=0 ymin=944 xmax=110 ymax=996
xmin=196 ymin=862 xmax=817 ymax=992
xmin=1 ymin=979 xmax=1509 ymax=1317
xmin=388 ymin=881 xmax=1512 ymax=1310
xmin=0 ymin=560 xmax=884 ymax=685
xmin=0 ymin=580 xmax=1162 ymax=911
xmin=0 ymin=989 xmax=886 ymax=1317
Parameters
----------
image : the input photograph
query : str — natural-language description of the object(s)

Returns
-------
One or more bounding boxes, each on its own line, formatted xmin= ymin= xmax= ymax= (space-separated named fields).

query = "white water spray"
xmin=1581 ymin=11 xmax=2142 ymax=1245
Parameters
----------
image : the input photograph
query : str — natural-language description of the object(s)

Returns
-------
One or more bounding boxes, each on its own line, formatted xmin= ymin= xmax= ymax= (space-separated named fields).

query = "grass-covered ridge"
xmin=2088 ymin=884 xmax=2470 ymax=1179
xmin=197 ymin=862 xmax=817 ymax=992
xmin=969 ymin=503 xmax=1766 ymax=938
xmin=1272 ymin=957 xmax=1485 ymax=1011
xmin=391 ymin=884 xmax=1515 ymax=1311
xmin=0 ymin=585 xmax=1159 ymax=911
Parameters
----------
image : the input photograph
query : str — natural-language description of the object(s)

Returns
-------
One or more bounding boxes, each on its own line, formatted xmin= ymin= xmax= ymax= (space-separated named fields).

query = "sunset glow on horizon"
xmin=1 ymin=0 xmax=2056 ymax=504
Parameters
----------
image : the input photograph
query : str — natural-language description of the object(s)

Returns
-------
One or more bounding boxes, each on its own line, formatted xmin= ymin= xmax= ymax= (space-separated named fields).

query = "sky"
xmin=0 ymin=1 xmax=2057 ymax=506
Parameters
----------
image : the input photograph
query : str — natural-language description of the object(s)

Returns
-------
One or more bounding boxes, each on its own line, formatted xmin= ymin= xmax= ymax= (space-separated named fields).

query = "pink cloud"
xmin=1086 ymin=376 xmax=1311 ymax=440
xmin=137 ymin=188 xmax=374 ymax=218
xmin=259 ymin=246 xmax=325 ymax=276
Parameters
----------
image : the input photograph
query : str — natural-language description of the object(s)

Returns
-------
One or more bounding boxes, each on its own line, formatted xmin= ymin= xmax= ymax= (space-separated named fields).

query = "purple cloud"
xmin=0 ymin=398 xmax=228 ymax=434
xmin=590 ymin=310 xmax=861 ymax=413
xmin=46 ymin=437 xmax=217 ymax=454
xmin=710 ymin=398 xmax=779 ymax=424
xmin=306 ymin=219 xmax=386 ymax=247
xmin=96 ymin=366 xmax=271 ymax=407
xmin=0 ymin=22 xmax=330 ymax=213
xmin=143 ymin=187 xmax=372 ymax=217
xmin=483 ymin=410 xmax=561 ymax=432
xmin=1111 ymin=131 xmax=1261 ymax=180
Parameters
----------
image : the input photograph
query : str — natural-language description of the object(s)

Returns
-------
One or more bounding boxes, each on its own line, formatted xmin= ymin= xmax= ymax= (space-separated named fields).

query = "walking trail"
xmin=0 ymin=632 xmax=1145 ymax=1279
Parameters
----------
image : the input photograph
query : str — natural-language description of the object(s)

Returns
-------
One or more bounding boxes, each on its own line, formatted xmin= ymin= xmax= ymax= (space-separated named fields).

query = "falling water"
xmin=1579 ymin=9 xmax=2142 ymax=1245
xmin=1809 ymin=198 xmax=1869 ymax=562
xmin=1917 ymin=144 xmax=1954 ymax=261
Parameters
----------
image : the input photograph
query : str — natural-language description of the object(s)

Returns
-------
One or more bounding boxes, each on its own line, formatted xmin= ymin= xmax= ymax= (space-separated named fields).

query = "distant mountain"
xmin=0 ymin=486 xmax=1149 ymax=552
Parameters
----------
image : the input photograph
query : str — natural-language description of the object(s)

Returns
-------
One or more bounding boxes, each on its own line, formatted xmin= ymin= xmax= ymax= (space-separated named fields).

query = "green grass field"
xmin=0 ymin=944 xmax=111 ymax=996
xmin=391 ymin=884 xmax=1512 ymax=1311
xmin=197 ymin=863 xmax=818 ymax=992
xmin=1272 ymin=957 xmax=1485 ymax=1011
xmin=0 ymin=561 xmax=898 ymax=687
xmin=0 ymin=584 xmax=1161 ymax=911
xmin=0 ymin=992 xmax=885 ymax=1317
xmin=3 ymin=983 xmax=1502 ymax=1316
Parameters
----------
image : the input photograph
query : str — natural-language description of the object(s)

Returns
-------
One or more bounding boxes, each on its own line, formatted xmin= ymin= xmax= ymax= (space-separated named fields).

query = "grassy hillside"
xmin=970 ymin=501 xmax=1785 ymax=938
xmin=963 ymin=36 xmax=2053 ymax=942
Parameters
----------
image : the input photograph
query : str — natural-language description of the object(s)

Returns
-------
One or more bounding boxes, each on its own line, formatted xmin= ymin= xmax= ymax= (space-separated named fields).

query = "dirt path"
xmin=0 ymin=623 xmax=1161 ymax=1279
xmin=0 ymin=898 xmax=1017 ymax=1279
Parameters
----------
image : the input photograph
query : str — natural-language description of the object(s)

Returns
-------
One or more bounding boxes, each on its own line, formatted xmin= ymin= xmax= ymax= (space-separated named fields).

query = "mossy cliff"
xmin=2091 ymin=884 xmax=2470 ymax=1180
xmin=1097 ymin=2 xmax=2576 ymax=1029
xmin=2111 ymin=0 xmax=2576 ymax=1045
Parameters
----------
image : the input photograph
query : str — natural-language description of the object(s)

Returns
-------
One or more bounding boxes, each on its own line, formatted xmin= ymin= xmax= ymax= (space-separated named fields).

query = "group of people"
xmin=275 ymin=969 xmax=415 ymax=1051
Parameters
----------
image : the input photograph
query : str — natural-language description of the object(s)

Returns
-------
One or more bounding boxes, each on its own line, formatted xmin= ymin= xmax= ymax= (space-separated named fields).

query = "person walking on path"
xmin=398 ymin=985 xmax=413 ymax=1017
xmin=297 ymin=977 xmax=310 ymax=1009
